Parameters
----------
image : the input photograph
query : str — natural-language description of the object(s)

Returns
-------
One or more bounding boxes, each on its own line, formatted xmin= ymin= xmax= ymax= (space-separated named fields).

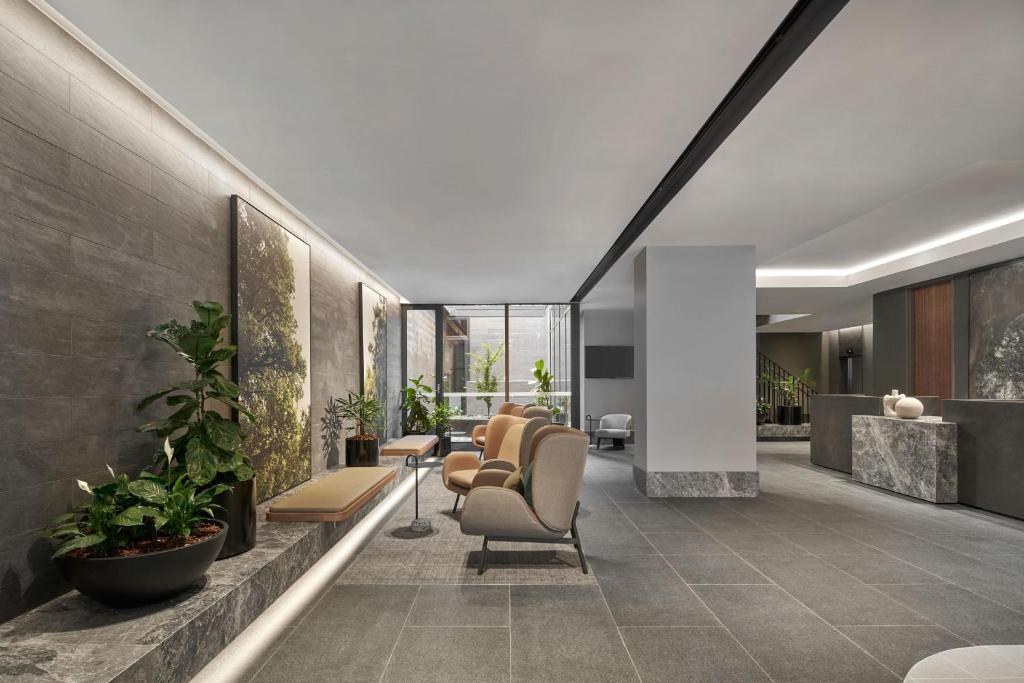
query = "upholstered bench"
xmin=266 ymin=466 xmax=396 ymax=522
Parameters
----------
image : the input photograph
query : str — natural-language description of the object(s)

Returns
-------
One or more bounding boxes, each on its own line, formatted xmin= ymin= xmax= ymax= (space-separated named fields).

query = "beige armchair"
xmin=521 ymin=405 xmax=553 ymax=421
xmin=460 ymin=425 xmax=590 ymax=574
xmin=471 ymin=402 xmax=523 ymax=449
xmin=444 ymin=414 xmax=540 ymax=512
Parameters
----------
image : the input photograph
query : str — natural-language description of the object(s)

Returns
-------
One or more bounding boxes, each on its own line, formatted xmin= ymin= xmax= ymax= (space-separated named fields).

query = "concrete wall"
xmin=634 ymin=246 xmax=756 ymax=487
xmin=0 ymin=0 xmax=401 ymax=621
xmin=581 ymin=308 xmax=634 ymax=425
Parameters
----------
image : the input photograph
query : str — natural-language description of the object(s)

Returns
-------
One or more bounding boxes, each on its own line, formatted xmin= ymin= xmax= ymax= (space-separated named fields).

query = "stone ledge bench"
xmin=0 ymin=463 xmax=411 ymax=682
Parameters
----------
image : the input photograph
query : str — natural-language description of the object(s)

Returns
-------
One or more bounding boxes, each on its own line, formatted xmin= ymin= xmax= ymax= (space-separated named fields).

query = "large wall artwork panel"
xmin=233 ymin=196 xmax=312 ymax=501
xmin=360 ymin=282 xmax=389 ymax=438
xmin=970 ymin=258 xmax=1024 ymax=399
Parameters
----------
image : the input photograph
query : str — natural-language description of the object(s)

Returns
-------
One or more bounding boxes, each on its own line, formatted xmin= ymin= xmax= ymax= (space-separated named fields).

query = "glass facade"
xmin=403 ymin=304 xmax=576 ymax=443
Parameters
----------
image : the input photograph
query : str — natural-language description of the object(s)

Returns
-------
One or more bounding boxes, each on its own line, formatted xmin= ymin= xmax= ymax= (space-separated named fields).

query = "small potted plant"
xmin=756 ymin=399 xmax=771 ymax=425
xmin=430 ymin=401 xmax=461 ymax=456
xmin=137 ymin=301 xmax=256 ymax=559
xmin=401 ymin=375 xmax=434 ymax=435
xmin=760 ymin=368 xmax=814 ymax=426
xmin=336 ymin=392 xmax=383 ymax=466
xmin=531 ymin=359 xmax=555 ymax=407
xmin=46 ymin=440 xmax=228 ymax=607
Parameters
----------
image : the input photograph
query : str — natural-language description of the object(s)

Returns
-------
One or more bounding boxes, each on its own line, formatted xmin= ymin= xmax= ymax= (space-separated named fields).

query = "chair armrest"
xmin=472 ymin=424 xmax=486 ymax=440
xmin=479 ymin=460 xmax=516 ymax=472
xmin=471 ymin=469 xmax=512 ymax=489
xmin=442 ymin=452 xmax=482 ymax=485
xmin=460 ymin=486 xmax=557 ymax=538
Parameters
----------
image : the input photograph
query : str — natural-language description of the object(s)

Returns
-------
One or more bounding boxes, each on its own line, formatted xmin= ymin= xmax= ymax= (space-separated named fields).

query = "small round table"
xmin=405 ymin=454 xmax=444 ymax=532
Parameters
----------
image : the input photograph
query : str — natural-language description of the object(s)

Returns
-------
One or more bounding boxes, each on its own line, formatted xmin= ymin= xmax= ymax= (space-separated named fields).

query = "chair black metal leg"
xmin=570 ymin=501 xmax=588 ymax=574
xmin=452 ymin=494 xmax=460 ymax=513
xmin=478 ymin=537 xmax=489 ymax=575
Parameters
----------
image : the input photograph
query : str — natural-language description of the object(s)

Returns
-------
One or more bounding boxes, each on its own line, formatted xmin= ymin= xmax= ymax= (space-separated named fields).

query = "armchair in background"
xmin=595 ymin=414 xmax=632 ymax=449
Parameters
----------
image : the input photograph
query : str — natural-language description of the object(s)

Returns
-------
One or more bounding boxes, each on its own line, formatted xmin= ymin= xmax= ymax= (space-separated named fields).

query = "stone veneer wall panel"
xmin=0 ymin=0 xmax=401 ymax=621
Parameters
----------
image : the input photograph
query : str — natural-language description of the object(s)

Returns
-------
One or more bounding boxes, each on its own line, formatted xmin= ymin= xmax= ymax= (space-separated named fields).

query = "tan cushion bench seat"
xmin=266 ymin=466 xmax=396 ymax=522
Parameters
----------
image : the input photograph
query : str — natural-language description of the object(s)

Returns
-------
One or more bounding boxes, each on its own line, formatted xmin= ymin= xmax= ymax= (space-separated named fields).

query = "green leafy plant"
xmin=756 ymin=399 xmax=771 ymax=417
xmin=469 ymin=342 xmax=503 ymax=416
xmin=401 ymin=375 xmax=434 ymax=433
xmin=336 ymin=392 xmax=383 ymax=440
xmin=760 ymin=368 xmax=815 ymax=406
xmin=531 ymin=358 xmax=555 ymax=407
xmin=46 ymin=441 xmax=227 ymax=558
xmin=137 ymin=301 xmax=253 ymax=487
xmin=429 ymin=401 xmax=461 ymax=434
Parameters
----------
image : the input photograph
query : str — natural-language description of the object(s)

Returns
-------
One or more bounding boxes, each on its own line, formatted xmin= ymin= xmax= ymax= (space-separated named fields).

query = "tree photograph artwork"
xmin=360 ymin=283 xmax=388 ymax=439
xmin=232 ymin=196 xmax=312 ymax=502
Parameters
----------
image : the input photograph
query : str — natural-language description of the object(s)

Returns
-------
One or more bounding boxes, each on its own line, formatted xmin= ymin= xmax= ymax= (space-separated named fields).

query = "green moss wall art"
xmin=360 ymin=282 xmax=389 ymax=438
xmin=232 ymin=196 xmax=312 ymax=502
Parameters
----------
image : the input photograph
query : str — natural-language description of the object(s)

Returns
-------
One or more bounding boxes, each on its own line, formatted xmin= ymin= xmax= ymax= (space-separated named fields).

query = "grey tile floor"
xmin=249 ymin=442 xmax=1024 ymax=682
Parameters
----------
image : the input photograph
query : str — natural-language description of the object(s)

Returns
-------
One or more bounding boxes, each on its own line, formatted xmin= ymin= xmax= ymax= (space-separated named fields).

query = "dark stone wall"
xmin=0 ymin=0 xmax=401 ymax=621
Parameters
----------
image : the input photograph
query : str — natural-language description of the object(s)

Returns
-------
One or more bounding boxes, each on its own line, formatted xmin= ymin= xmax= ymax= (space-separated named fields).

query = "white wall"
xmin=581 ymin=308 xmax=635 ymax=424
xmin=634 ymin=246 xmax=756 ymax=475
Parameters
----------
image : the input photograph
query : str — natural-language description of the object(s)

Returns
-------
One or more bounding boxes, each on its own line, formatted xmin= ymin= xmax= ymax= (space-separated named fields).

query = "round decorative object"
xmin=883 ymin=390 xmax=905 ymax=417
xmin=894 ymin=396 xmax=924 ymax=419
xmin=55 ymin=521 xmax=227 ymax=607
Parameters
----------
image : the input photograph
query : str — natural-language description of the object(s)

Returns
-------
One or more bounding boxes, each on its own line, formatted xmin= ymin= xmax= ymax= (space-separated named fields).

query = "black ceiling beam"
xmin=571 ymin=0 xmax=848 ymax=303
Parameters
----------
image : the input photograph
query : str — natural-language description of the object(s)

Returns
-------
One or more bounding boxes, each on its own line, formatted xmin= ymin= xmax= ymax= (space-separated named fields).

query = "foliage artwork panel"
xmin=233 ymin=197 xmax=312 ymax=502
xmin=360 ymin=283 xmax=388 ymax=438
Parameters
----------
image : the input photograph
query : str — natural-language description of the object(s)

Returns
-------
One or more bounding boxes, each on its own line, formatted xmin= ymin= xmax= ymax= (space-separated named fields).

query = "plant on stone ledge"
xmin=337 ymin=392 xmax=383 ymax=440
xmin=401 ymin=374 xmax=434 ymax=433
xmin=137 ymin=300 xmax=254 ymax=487
xmin=760 ymin=368 xmax=815 ymax=407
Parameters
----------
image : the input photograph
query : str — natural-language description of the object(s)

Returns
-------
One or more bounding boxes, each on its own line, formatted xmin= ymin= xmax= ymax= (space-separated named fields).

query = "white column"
xmin=633 ymin=246 xmax=757 ymax=496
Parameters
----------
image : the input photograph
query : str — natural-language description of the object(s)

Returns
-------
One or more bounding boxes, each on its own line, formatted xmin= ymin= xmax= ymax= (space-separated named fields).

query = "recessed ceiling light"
xmin=757 ymin=207 xmax=1024 ymax=278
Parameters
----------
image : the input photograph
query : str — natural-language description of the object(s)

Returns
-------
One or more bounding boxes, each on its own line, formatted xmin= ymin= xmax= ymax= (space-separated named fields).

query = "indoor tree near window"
xmin=469 ymin=342 xmax=503 ymax=416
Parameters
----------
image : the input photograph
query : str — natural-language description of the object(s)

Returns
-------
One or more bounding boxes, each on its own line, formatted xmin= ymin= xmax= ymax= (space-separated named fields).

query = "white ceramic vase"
xmin=894 ymin=396 xmax=924 ymax=419
xmin=882 ymin=389 xmax=905 ymax=417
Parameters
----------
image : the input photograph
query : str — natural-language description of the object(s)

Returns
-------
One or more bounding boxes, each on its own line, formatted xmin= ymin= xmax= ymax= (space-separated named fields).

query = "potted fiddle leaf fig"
xmin=46 ymin=440 xmax=229 ymax=607
xmin=401 ymin=374 xmax=433 ymax=435
xmin=336 ymin=392 xmax=383 ymax=466
xmin=137 ymin=300 xmax=256 ymax=558
xmin=531 ymin=359 xmax=555 ymax=407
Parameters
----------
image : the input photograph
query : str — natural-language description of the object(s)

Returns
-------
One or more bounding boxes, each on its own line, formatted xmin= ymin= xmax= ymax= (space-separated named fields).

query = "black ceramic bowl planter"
xmin=214 ymin=479 xmax=256 ymax=559
xmin=777 ymin=405 xmax=802 ymax=425
xmin=55 ymin=521 xmax=228 ymax=607
xmin=346 ymin=435 xmax=379 ymax=466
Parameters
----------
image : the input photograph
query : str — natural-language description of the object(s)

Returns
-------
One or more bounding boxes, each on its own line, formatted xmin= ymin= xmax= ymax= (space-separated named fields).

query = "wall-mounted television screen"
xmin=585 ymin=345 xmax=633 ymax=378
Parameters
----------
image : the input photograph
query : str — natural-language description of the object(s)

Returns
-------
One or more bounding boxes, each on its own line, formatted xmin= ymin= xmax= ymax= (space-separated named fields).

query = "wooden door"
xmin=912 ymin=281 xmax=952 ymax=399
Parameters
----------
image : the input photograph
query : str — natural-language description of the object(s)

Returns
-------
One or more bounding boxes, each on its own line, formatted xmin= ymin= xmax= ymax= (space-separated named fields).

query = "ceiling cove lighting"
xmin=757 ymin=207 xmax=1024 ymax=278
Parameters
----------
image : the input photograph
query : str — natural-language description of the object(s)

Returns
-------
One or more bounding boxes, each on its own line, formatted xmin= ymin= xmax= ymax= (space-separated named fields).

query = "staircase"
xmin=757 ymin=352 xmax=815 ymax=422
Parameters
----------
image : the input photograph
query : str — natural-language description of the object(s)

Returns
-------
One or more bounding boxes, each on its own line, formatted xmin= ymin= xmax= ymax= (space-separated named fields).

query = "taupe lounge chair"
xmin=444 ymin=414 xmax=527 ymax=512
xmin=460 ymin=425 xmax=590 ymax=574
xmin=471 ymin=402 xmax=522 ymax=449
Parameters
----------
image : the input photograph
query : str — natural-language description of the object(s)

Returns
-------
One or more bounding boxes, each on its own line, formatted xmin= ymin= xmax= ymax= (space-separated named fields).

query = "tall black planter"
xmin=438 ymin=434 xmax=451 ymax=456
xmin=346 ymin=438 xmax=380 ymax=466
xmin=214 ymin=478 xmax=256 ymax=559
xmin=777 ymin=405 xmax=802 ymax=426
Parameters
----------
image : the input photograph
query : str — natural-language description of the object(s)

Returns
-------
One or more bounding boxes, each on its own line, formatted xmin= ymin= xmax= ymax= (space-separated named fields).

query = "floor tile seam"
xmin=403 ymin=624 xmax=511 ymax=629
xmin=244 ymin=577 xmax=342 ymax=682
xmin=681 ymin=512 xmax=903 ymax=681
xmin=759 ymin=473 xmax=1024 ymax=557
xmin=507 ymin=584 xmax=512 ymax=682
xmin=378 ymin=583 xmax=421 ymax=683
xmin=618 ymin=497 xmax=778 ymax=683
xmin=592 ymin=575 xmax=643 ymax=682
xmin=733 ymin=483 xmax=1024 ymax=645
xmin=725 ymin=485 xmax=1024 ymax=618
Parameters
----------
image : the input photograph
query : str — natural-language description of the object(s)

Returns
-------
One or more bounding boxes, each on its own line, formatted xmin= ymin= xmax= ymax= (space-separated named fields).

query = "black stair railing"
xmin=757 ymin=352 xmax=816 ymax=422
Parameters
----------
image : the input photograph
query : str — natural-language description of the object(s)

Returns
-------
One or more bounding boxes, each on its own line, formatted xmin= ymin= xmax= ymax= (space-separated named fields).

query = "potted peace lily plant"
xmin=336 ymin=392 xmax=384 ymax=466
xmin=46 ymin=440 xmax=228 ymax=607
xmin=137 ymin=301 xmax=256 ymax=558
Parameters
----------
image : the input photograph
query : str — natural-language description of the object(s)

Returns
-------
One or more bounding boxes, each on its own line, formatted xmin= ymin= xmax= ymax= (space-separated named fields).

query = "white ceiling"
xmin=45 ymin=0 xmax=792 ymax=303
xmin=582 ymin=0 xmax=1024 ymax=331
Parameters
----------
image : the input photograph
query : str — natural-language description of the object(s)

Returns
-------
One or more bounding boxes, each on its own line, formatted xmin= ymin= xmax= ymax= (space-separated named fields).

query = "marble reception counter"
xmin=852 ymin=415 xmax=957 ymax=503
